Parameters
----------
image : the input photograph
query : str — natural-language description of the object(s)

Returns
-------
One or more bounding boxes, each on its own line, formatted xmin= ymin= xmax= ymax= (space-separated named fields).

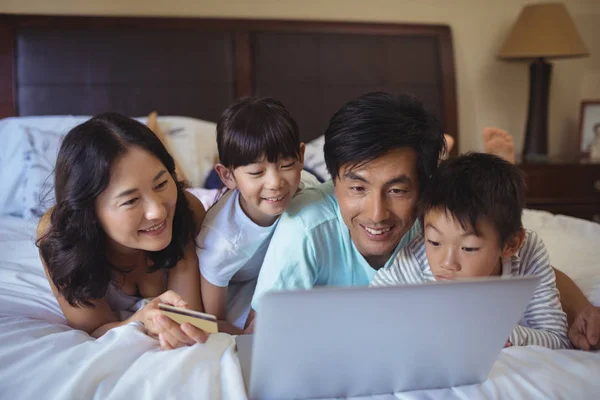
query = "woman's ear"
xmin=501 ymin=229 xmax=526 ymax=260
xmin=214 ymin=163 xmax=237 ymax=190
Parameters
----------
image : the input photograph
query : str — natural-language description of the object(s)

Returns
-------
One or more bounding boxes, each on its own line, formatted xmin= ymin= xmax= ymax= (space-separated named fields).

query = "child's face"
xmin=423 ymin=208 xmax=512 ymax=280
xmin=229 ymin=151 xmax=304 ymax=226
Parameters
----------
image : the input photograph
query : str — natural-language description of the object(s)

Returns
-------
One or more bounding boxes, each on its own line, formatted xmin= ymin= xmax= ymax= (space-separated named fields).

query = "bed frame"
xmin=0 ymin=14 xmax=458 ymax=154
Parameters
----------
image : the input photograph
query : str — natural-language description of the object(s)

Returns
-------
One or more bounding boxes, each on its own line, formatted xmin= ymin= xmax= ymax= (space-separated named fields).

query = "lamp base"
xmin=522 ymin=153 xmax=550 ymax=163
xmin=522 ymin=58 xmax=551 ymax=160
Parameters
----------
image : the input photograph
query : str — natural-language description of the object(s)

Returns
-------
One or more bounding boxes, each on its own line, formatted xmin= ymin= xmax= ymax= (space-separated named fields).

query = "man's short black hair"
xmin=419 ymin=152 xmax=526 ymax=246
xmin=323 ymin=92 xmax=445 ymax=194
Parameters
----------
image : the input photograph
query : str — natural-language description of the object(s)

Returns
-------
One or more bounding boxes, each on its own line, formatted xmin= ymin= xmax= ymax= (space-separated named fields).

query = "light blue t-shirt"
xmin=251 ymin=180 xmax=421 ymax=311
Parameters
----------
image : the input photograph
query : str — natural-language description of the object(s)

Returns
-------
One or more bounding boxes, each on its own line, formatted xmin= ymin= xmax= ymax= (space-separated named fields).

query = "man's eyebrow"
xmin=386 ymin=175 xmax=411 ymax=185
xmin=343 ymin=171 xmax=413 ymax=186
xmin=343 ymin=171 xmax=369 ymax=184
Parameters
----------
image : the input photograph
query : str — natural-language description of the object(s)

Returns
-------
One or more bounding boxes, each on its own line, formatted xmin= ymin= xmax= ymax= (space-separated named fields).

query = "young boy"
xmin=371 ymin=153 xmax=571 ymax=349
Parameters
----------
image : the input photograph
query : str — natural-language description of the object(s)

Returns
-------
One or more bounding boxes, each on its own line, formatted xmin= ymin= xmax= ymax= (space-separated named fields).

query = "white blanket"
xmin=0 ymin=217 xmax=245 ymax=399
xmin=0 ymin=214 xmax=599 ymax=400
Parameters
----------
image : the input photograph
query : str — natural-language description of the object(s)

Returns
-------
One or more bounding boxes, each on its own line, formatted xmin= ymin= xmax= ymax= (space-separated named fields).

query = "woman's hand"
xmin=133 ymin=290 xmax=209 ymax=350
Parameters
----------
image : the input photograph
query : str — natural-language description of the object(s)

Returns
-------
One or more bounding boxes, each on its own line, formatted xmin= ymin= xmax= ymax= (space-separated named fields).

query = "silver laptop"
xmin=237 ymin=276 xmax=540 ymax=399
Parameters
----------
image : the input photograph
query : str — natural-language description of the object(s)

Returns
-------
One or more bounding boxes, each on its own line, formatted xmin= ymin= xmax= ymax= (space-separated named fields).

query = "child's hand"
xmin=504 ymin=341 xmax=512 ymax=348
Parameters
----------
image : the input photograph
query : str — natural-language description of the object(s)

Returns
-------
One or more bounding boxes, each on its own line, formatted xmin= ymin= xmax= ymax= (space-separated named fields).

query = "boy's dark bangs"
xmin=443 ymin=207 xmax=482 ymax=238
xmin=421 ymin=202 xmax=482 ymax=238
xmin=420 ymin=176 xmax=484 ymax=239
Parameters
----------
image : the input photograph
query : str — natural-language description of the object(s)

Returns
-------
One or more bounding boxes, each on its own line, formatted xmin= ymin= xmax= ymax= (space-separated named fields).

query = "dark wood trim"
xmin=1 ymin=13 xmax=458 ymax=136
xmin=0 ymin=19 xmax=15 ymax=118
xmin=578 ymin=99 xmax=600 ymax=158
xmin=234 ymin=31 xmax=252 ymax=98
xmin=0 ymin=14 xmax=449 ymax=36
xmin=525 ymin=197 xmax=600 ymax=205
xmin=438 ymin=26 xmax=459 ymax=157
xmin=518 ymin=159 xmax=600 ymax=221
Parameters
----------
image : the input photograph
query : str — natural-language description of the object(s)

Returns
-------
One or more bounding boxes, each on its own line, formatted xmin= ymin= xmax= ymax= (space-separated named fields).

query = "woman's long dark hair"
xmin=37 ymin=112 xmax=196 ymax=307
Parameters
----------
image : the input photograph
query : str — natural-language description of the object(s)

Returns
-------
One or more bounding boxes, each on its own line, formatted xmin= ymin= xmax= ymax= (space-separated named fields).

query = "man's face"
xmin=334 ymin=147 xmax=420 ymax=268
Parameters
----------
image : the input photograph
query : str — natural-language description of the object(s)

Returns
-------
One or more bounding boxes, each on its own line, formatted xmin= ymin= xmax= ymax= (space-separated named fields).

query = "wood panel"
xmin=0 ymin=18 xmax=15 ymax=117
xmin=0 ymin=14 xmax=458 ymax=151
xmin=518 ymin=159 xmax=600 ymax=221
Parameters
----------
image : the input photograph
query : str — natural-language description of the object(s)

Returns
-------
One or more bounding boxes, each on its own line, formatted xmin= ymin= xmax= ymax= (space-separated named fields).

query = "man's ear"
xmin=214 ymin=163 xmax=237 ymax=190
xmin=501 ymin=229 xmax=526 ymax=260
xmin=298 ymin=142 xmax=306 ymax=165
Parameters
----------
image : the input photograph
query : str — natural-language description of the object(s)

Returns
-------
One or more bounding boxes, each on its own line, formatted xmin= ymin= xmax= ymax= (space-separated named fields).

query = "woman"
xmin=37 ymin=112 xmax=207 ymax=350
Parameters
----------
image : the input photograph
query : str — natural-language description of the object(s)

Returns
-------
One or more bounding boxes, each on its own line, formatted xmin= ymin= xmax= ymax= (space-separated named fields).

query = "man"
xmin=251 ymin=92 xmax=600 ymax=350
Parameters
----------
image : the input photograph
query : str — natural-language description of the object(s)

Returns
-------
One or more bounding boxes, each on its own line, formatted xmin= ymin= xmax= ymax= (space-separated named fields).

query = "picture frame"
xmin=578 ymin=100 xmax=600 ymax=158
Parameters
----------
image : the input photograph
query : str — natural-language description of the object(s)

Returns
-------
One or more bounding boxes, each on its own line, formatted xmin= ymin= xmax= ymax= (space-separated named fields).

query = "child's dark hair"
xmin=419 ymin=153 xmax=526 ymax=246
xmin=216 ymin=97 xmax=301 ymax=169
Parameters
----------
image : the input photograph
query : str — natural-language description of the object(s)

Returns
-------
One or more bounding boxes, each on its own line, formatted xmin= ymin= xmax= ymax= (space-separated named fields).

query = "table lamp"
xmin=498 ymin=2 xmax=589 ymax=161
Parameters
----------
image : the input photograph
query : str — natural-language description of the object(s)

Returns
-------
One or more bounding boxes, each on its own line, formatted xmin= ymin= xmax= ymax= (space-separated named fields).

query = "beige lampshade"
xmin=498 ymin=3 xmax=589 ymax=60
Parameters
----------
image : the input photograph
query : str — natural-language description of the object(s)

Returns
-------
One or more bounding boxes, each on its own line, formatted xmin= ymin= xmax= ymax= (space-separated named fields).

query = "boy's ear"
xmin=298 ymin=142 xmax=306 ymax=165
xmin=214 ymin=163 xmax=237 ymax=190
xmin=501 ymin=229 xmax=526 ymax=260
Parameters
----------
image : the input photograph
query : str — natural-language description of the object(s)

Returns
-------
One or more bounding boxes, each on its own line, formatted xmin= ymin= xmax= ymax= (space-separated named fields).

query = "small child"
xmin=372 ymin=153 xmax=571 ymax=349
xmin=197 ymin=97 xmax=319 ymax=334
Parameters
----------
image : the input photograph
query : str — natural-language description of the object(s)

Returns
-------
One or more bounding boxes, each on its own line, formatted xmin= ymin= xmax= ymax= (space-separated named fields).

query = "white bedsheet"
xmin=0 ymin=217 xmax=246 ymax=399
xmin=0 ymin=214 xmax=599 ymax=400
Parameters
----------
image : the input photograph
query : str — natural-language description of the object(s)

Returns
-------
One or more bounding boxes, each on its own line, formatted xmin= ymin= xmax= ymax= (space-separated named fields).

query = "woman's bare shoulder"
xmin=36 ymin=207 xmax=54 ymax=240
xmin=184 ymin=191 xmax=206 ymax=236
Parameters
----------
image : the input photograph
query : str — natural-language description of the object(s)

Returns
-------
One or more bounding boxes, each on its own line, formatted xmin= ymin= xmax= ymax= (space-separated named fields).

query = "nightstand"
xmin=517 ymin=158 xmax=600 ymax=222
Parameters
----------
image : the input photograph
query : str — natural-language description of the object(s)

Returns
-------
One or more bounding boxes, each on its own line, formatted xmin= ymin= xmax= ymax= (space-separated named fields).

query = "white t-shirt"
xmin=196 ymin=170 xmax=319 ymax=287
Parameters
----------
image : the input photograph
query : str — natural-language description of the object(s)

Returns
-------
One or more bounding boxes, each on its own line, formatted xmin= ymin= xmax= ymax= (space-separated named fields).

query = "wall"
xmin=2 ymin=0 xmax=599 ymax=157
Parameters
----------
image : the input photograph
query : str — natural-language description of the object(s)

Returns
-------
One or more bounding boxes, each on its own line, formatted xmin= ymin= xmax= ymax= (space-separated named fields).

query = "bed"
xmin=0 ymin=13 xmax=599 ymax=400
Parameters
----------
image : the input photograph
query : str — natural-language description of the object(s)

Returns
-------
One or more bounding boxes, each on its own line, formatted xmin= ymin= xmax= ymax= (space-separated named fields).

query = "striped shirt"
xmin=371 ymin=230 xmax=572 ymax=349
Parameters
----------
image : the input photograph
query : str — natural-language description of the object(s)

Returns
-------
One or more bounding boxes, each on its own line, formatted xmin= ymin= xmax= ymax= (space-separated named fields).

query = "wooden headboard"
xmin=0 ymin=14 xmax=458 ymax=154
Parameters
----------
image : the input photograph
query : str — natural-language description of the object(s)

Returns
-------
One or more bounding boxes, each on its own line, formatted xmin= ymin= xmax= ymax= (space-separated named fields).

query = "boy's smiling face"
xmin=423 ymin=208 xmax=523 ymax=280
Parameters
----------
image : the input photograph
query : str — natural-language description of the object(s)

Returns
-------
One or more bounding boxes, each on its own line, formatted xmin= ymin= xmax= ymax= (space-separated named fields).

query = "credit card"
xmin=158 ymin=303 xmax=218 ymax=333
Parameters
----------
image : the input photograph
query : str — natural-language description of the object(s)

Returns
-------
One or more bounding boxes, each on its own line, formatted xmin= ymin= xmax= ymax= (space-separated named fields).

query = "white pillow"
xmin=0 ymin=115 xmax=218 ymax=220
xmin=0 ymin=116 xmax=85 ymax=218
xmin=303 ymin=135 xmax=330 ymax=182
xmin=523 ymin=209 xmax=600 ymax=306
xmin=20 ymin=126 xmax=65 ymax=220
xmin=0 ymin=119 xmax=30 ymax=217
xmin=154 ymin=116 xmax=218 ymax=188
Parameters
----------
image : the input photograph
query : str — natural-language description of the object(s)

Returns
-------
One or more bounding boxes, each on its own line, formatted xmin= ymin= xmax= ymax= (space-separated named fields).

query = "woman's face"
xmin=95 ymin=146 xmax=178 ymax=254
